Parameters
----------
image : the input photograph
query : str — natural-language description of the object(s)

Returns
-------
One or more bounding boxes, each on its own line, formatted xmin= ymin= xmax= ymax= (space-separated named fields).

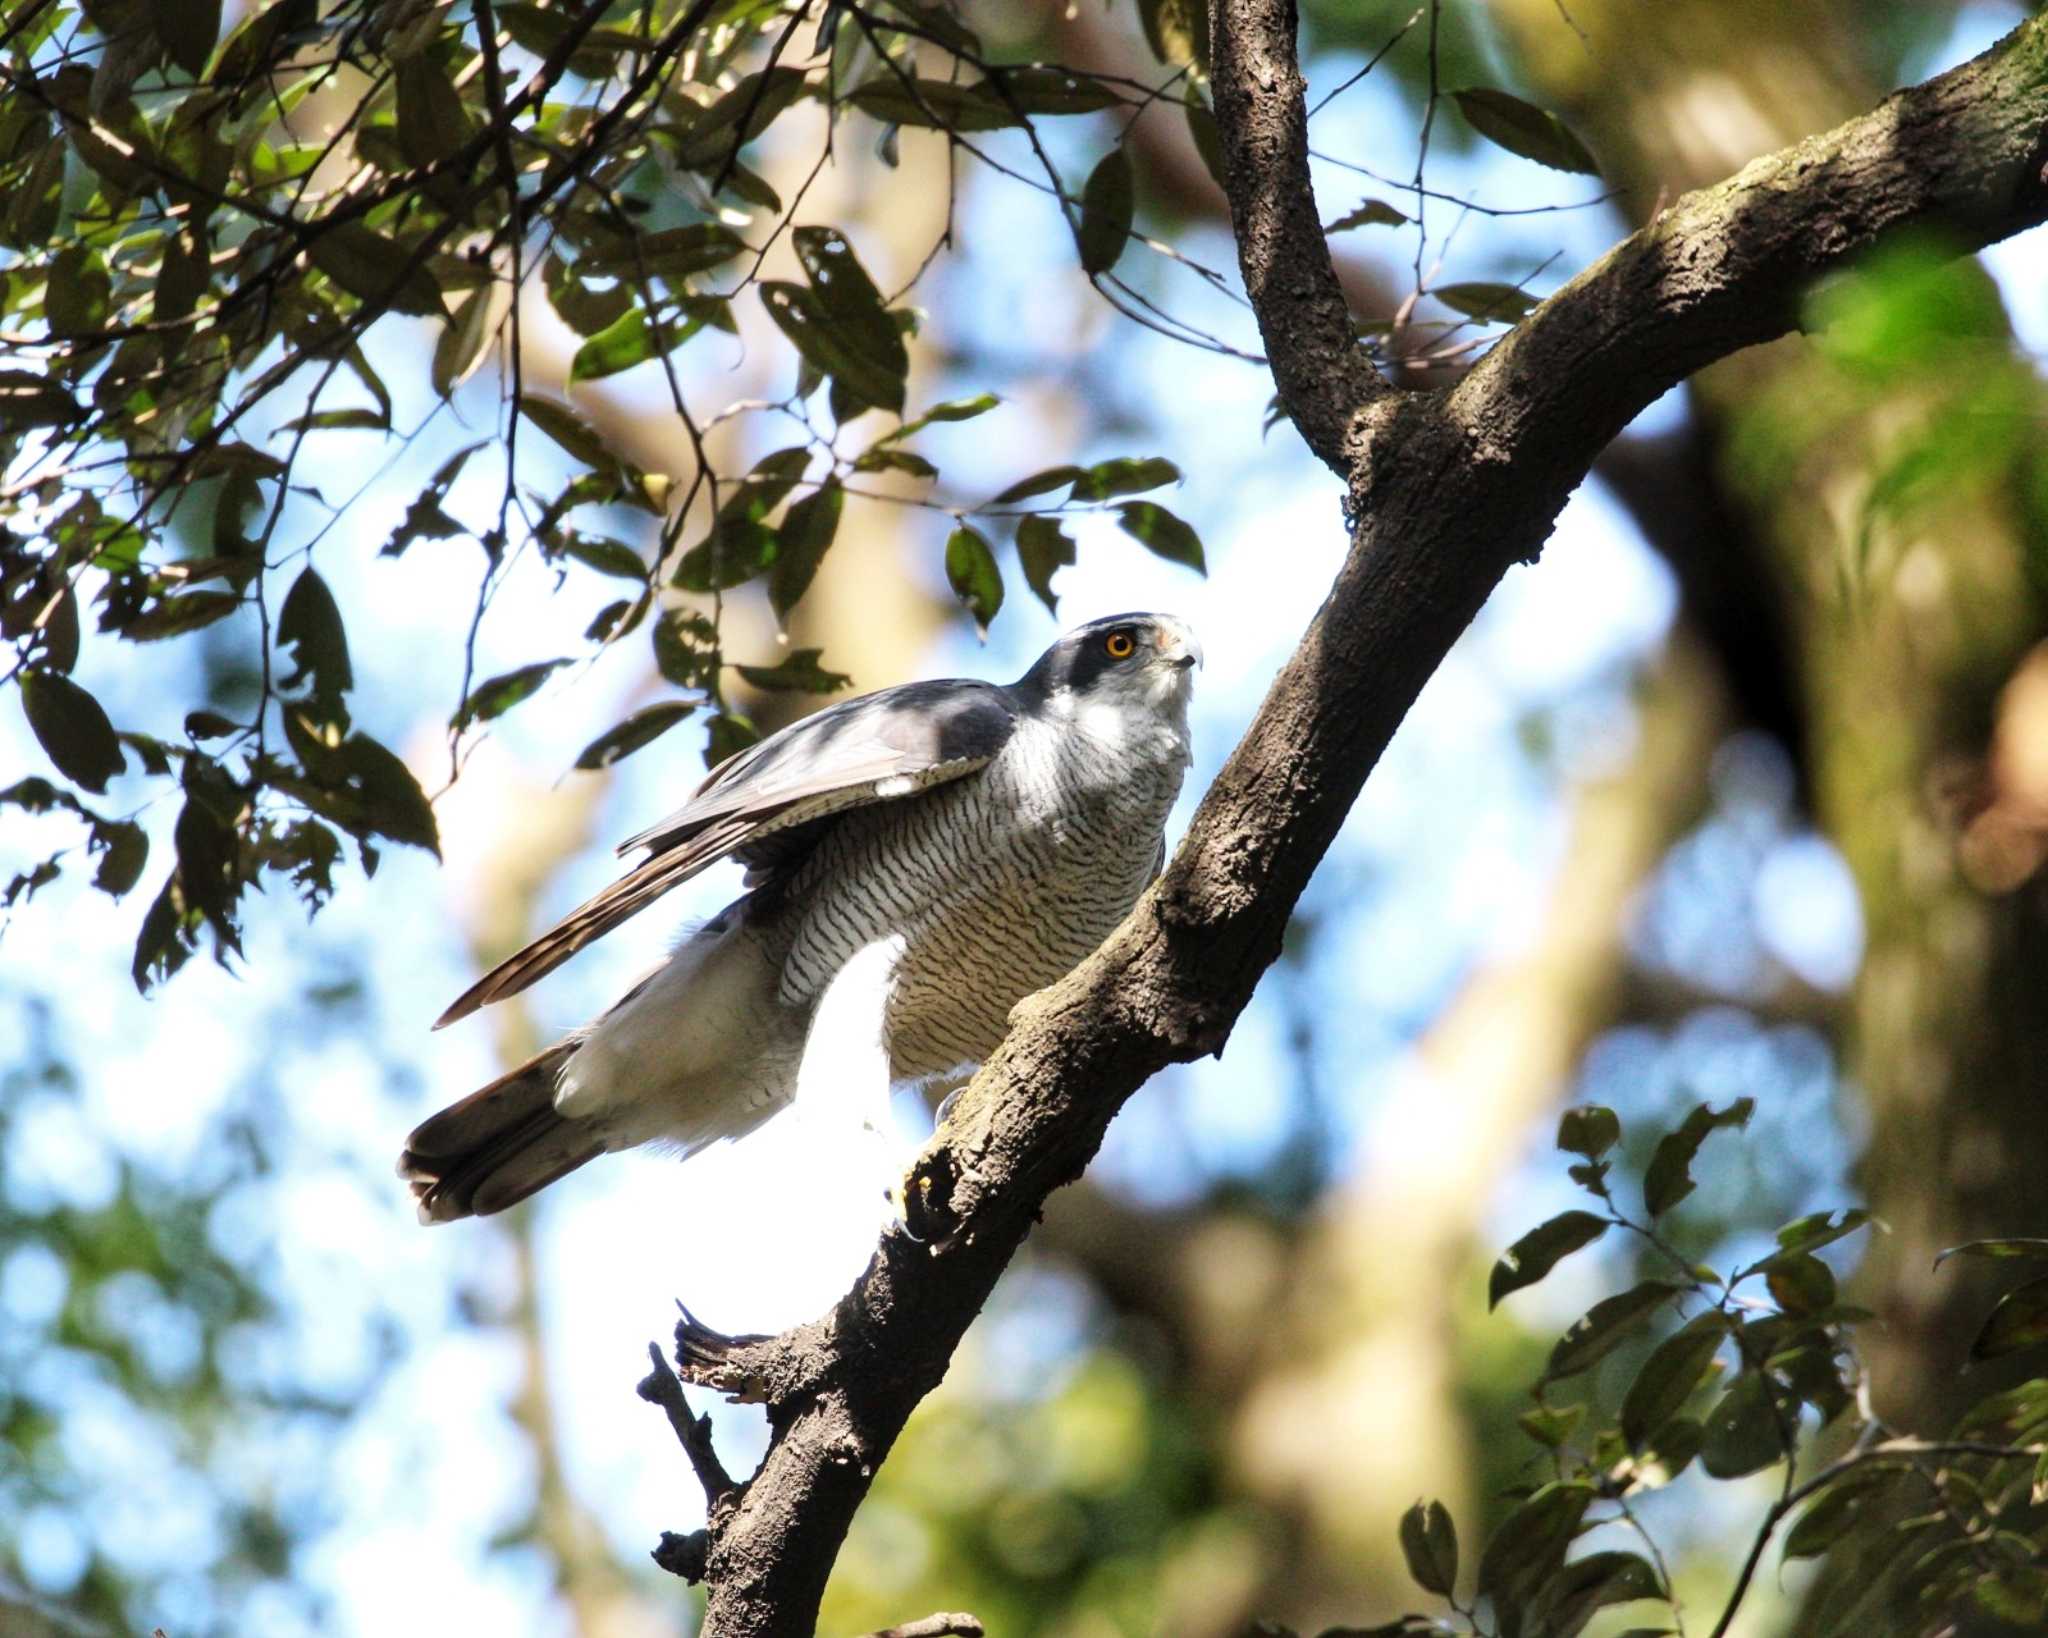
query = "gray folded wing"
xmin=434 ymin=679 xmax=1017 ymax=1028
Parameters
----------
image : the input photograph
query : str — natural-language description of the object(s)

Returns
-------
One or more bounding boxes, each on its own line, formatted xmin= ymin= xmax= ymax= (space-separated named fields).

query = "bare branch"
xmin=637 ymin=1340 xmax=737 ymax=1512
xmin=1208 ymin=0 xmax=1391 ymax=472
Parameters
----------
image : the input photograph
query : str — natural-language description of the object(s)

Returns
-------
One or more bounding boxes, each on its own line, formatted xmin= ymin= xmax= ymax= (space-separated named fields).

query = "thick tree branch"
xmin=1209 ymin=0 xmax=1392 ymax=473
xmin=668 ymin=17 xmax=2048 ymax=1635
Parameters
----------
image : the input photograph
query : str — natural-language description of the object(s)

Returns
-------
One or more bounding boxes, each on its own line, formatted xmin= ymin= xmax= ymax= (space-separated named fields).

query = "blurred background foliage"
xmin=3 ymin=0 xmax=2048 ymax=1634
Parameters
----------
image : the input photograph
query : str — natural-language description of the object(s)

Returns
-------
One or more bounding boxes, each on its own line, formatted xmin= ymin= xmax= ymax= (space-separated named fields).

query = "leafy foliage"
xmin=1265 ymin=1102 xmax=2048 ymax=1638
xmin=0 ymin=0 xmax=1210 ymax=989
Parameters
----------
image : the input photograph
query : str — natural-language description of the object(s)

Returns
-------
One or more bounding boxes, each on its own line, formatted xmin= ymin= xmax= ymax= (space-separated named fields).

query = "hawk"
xmin=400 ymin=613 xmax=1200 ymax=1222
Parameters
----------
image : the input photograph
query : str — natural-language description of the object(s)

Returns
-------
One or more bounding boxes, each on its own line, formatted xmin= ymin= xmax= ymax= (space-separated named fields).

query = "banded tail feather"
xmin=399 ymin=1041 xmax=601 ymax=1222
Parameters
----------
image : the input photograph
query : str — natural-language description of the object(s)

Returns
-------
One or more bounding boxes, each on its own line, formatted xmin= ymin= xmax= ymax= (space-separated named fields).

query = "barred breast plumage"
xmin=771 ymin=702 xmax=1190 ymax=1077
xmin=400 ymin=613 xmax=1199 ymax=1223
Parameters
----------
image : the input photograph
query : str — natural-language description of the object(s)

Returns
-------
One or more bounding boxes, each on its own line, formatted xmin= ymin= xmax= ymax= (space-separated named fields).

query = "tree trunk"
xmin=1494 ymin=0 xmax=2048 ymax=1443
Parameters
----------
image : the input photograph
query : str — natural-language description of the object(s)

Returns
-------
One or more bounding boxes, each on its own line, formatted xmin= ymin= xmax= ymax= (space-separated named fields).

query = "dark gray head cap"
xmin=1013 ymin=612 xmax=1201 ymax=699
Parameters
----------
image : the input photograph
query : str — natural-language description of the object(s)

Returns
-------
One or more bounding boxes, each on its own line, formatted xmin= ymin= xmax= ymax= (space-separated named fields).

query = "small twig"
xmin=857 ymin=1616 xmax=986 ymax=1638
xmin=1704 ymin=1437 xmax=2047 ymax=1638
xmin=637 ymin=1339 xmax=738 ymax=1507
xmin=1305 ymin=6 xmax=1420 ymax=120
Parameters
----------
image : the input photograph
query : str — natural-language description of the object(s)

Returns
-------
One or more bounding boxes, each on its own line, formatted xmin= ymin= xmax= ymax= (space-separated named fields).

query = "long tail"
xmin=398 ymin=1040 xmax=603 ymax=1223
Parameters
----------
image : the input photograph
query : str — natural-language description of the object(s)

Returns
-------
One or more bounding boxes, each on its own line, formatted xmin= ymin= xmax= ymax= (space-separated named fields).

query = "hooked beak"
xmin=1156 ymin=618 xmax=1203 ymax=672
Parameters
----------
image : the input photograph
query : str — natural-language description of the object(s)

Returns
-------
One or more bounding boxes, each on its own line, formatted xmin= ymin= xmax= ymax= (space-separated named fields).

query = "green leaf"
xmin=1489 ymin=1210 xmax=1610 ymax=1309
xmin=671 ymin=66 xmax=810 ymax=170
xmin=0 ymin=369 xmax=82 ymax=428
xmin=1620 ymin=1312 xmax=1728 ymax=1446
xmin=770 ymin=226 xmax=908 ymax=415
xmin=1546 ymin=1281 xmax=1680 ymax=1382
xmin=1556 ymin=1104 xmax=1620 ymax=1159
xmin=675 ymin=448 xmax=810 ymax=593
xmin=1475 ymin=1481 xmax=1594 ymax=1616
xmin=1184 ymin=96 xmax=1226 ymax=188
xmin=851 ymin=447 xmax=937 ymax=479
xmin=1699 ymin=1371 xmax=1784 ymax=1478
xmin=546 ymin=258 xmax=634 ymax=336
xmin=1001 ymin=66 xmax=1121 ymax=115
xmin=580 ymin=223 xmax=745 ymax=281
xmin=279 ymin=407 xmax=390 ymax=435
xmin=653 ymin=608 xmax=720 ymax=692
xmin=557 ymin=532 xmax=647 ymax=581
xmin=845 ymin=76 xmax=1022 ymax=132
xmin=171 ymin=776 xmax=241 ymax=948
xmin=1636 ymin=1415 xmax=1702 ymax=1484
xmin=570 ymin=307 xmax=658 ymax=382
xmin=1114 ymin=501 xmax=1205 ymax=571
xmin=1433 ymin=282 xmax=1539 ymax=323
xmin=1935 ymin=1237 xmax=2048 ymax=1270
xmin=339 ymin=734 xmax=439 ymax=854
xmin=159 ymin=0 xmax=222 ymax=75
xmin=1397 ymin=1499 xmax=1457 ymax=1597
xmin=1326 ymin=198 xmax=1408 ymax=233
xmin=1134 ymin=0 xmax=1206 ymax=68
xmin=1972 ymin=1568 xmax=2048 ymax=1625
xmin=22 ymin=672 xmax=125 ymax=794
xmin=519 ymin=395 xmax=614 ymax=470
xmin=1016 ymin=514 xmax=1076 ymax=615
xmin=1072 ymin=456 xmax=1180 ymax=501
xmin=1516 ymin=1402 xmax=1584 ymax=1448
xmin=1785 ymin=1474 xmax=1892 ymax=1564
xmin=1643 ymin=1097 xmax=1755 ymax=1216
xmin=770 ymin=481 xmax=845 ymax=620
xmin=763 ymin=282 xmax=902 ymax=416
xmin=0 ymin=778 xmax=76 ymax=817
xmin=1451 ymin=88 xmax=1600 ymax=176
xmin=276 ymin=567 xmax=353 ymax=703
xmin=132 ymin=871 xmax=199 ymax=991
xmin=735 ymin=649 xmax=852 ymax=694
xmin=706 ymin=711 xmax=759 ymax=767
xmin=120 ymin=590 xmax=243 ymax=641
xmin=1972 ymin=1275 xmax=2048 ymax=1361
xmin=38 ymin=582 xmax=77 ymax=674
xmin=308 ymin=223 xmax=443 ymax=317
xmin=882 ymin=393 xmax=1001 ymax=444
xmin=1765 ymin=1252 xmax=1837 ymax=1316
xmin=91 ymin=819 xmax=148 ymax=896
xmin=1078 ymin=147 xmax=1136 ymax=275
xmin=945 ymin=524 xmax=1003 ymax=632
xmin=1529 ymin=1551 xmax=1666 ymax=1637
xmin=573 ymin=700 xmax=697 ymax=771
xmin=991 ymin=465 xmax=1085 ymax=505
xmin=46 ymin=246 xmax=110 ymax=338
xmin=1953 ymin=1378 xmax=2048 ymax=1442
xmin=395 ymin=55 xmax=472 ymax=166
xmin=1770 ymin=1208 xmax=1873 ymax=1261
xmin=434 ymin=284 xmax=497 ymax=398
xmin=455 ymin=659 xmax=569 ymax=728
xmin=870 ymin=0 xmax=983 ymax=55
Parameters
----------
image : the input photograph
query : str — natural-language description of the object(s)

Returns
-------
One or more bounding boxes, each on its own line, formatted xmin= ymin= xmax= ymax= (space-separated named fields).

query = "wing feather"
xmin=435 ymin=679 xmax=1015 ymax=1028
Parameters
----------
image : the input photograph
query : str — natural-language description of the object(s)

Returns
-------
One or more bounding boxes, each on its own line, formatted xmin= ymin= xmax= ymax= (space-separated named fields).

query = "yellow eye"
xmin=1103 ymin=629 xmax=1136 ymax=660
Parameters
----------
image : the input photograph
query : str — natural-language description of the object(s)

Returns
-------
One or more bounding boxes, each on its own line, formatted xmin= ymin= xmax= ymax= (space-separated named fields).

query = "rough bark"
xmin=663 ymin=12 xmax=2048 ymax=1633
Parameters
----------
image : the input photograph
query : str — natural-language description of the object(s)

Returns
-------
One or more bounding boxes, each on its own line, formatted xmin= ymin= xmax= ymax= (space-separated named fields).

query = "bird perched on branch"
xmin=401 ymin=612 xmax=1200 ymax=1222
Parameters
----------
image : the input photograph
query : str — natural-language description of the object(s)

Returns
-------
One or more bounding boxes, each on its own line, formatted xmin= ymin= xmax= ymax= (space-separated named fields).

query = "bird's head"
xmin=1016 ymin=613 xmax=1202 ymax=729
